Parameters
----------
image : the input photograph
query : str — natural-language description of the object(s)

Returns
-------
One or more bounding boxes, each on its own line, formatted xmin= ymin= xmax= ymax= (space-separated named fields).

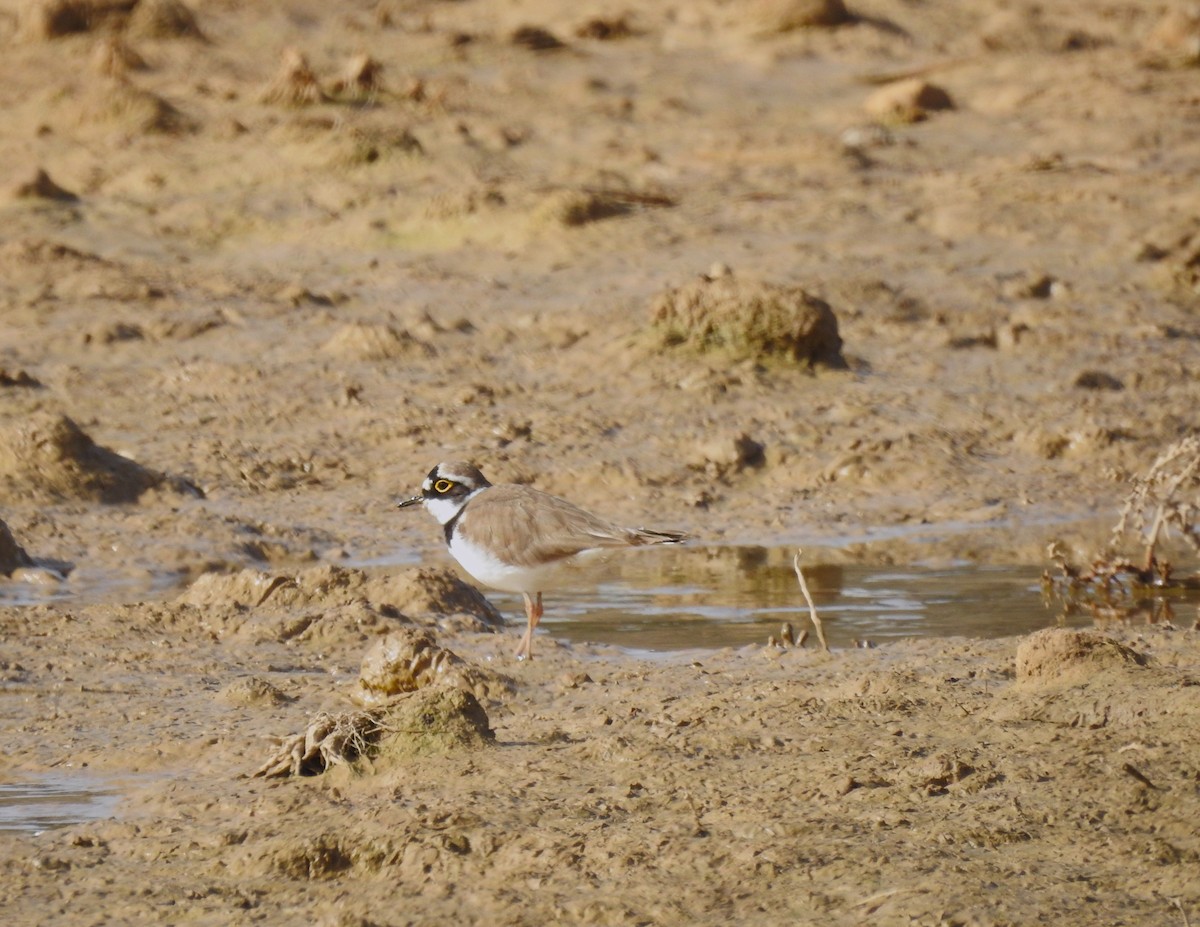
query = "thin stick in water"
xmin=793 ymin=548 xmax=829 ymax=652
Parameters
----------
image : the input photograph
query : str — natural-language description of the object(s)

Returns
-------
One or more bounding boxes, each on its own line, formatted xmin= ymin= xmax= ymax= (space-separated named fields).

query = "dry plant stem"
xmin=793 ymin=548 xmax=829 ymax=652
xmin=1142 ymin=506 xmax=1167 ymax=573
xmin=1113 ymin=435 xmax=1200 ymax=570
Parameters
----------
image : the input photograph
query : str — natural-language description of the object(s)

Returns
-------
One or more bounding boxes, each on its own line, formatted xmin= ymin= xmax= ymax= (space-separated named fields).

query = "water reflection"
xmin=487 ymin=545 xmax=1077 ymax=652
xmin=0 ymin=773 xmax=121 ymax=835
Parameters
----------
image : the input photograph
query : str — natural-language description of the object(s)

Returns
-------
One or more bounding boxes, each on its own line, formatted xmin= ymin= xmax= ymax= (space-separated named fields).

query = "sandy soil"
xmin=1 ymin=0 xmax=1199 ymax=924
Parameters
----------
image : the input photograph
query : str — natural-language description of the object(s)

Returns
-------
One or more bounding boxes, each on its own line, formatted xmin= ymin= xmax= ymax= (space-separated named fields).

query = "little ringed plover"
xmin=398 ymin=460 xmax=686 ymax=659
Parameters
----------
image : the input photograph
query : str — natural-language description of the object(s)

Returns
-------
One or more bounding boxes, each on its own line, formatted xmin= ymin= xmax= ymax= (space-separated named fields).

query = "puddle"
xmin=0 ymin=565 xmax=183 ymax=607
xmin=0 ymin=773 xmax=122 ymax=835
xmin=2 ymin=541 xmax=1189 ymax=655
xmin=485 ymin=545 xmax=1086 ymax=653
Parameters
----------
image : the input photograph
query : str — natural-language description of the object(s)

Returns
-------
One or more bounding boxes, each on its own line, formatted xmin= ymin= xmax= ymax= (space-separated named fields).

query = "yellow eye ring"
xmin=433 ymin=479 xmax=454 ymax=493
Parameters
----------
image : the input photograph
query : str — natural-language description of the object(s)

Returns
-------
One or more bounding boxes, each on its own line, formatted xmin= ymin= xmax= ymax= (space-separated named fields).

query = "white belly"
xmin=447 ymin=533 xmax=602 ymax=593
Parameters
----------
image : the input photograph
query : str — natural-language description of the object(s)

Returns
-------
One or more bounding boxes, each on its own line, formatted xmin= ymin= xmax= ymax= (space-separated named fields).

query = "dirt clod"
xmin=11 ymin=168 xmax=79 ymax=202
xmin=649 ymin=270 xmax=845 ymax=367
xmin=351 ymin=628 xmax=510 ymax=705
xmin=1016 ymin=628 xmax=1148 ymax=687
xmin=0 ymin=412 xmax=173 ymax=504
xmin=0 ymin=519 xmax=34 ymax=575
xmin=864 ymin=79 xmax=955 ymax=123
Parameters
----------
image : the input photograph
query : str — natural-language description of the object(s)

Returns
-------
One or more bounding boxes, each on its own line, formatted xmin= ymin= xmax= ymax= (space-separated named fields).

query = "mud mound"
xmin=180 ymin=565 xmax=408 ymax=644
xmin=178 ymin=564 xmax=503 ymax=641
xmin=91 ymin=35 xmax=147 ymax=76
xmin=125 ymin=0 xmax=203 ymax=41
xmin=16 ymin=0 xmax=201 ymax=41
xmin=749 ymin=0 xmax=853 ymax=33
xmin=864 ymin=79 xmax=955 ymax=124
xmin=180 ymin=564 xmax=366 ymax=611
xmin=17 ymin=0 xmax=124 ymax=40
xmin=350 ymin=628 xmax=511 ymax=706
xmin=999 ymin=629 xmax=1197 ymax=729
xmin=0 ymin=238 xmax=129 ymax=299
xmin=1016 ymin=628 xmax=1149 ymax=688
xmin=374 ymin=686 xmax=493 ymax=758
xmin=10 ymin=167 xmax=79 ymax=202
xmin=253 ymin=687 xmax=492 ymax=778
xmin=533 ymin=189 xmax=630 ymax=227
xmin=321 ymin=322 xmax=432 ymax=360
xmin=0 ymin=412 xmax=172 ymax=503
xmin=84 ymin=78 xmax=193 ymax=134
xmin=649 ymin=268 xmax=846 ymax=367
xmin=368 ymin=567 xmax=504 ymax=629
xmin=0 ymin=519 xmax=33 ymax=575
xmin=218 ymin=676 xmax=292 ymax=708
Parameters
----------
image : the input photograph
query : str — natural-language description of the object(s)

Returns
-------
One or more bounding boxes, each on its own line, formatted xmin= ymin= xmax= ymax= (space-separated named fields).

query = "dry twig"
xmin=793 ymin=547 xmax=829 ymax=651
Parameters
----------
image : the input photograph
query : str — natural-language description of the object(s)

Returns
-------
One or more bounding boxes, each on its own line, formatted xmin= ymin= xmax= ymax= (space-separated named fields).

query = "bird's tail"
xmin=630 ymin=528 xmax=687 ymax=546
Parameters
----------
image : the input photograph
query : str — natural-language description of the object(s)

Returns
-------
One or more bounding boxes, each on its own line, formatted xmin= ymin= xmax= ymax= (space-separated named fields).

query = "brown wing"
xmin=462 ymin=485 xmax=682 ymax=568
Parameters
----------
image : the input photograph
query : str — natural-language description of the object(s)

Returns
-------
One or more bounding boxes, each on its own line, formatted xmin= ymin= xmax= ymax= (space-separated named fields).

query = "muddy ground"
xmin=1 ymin=0 xmax=1199 ymax=924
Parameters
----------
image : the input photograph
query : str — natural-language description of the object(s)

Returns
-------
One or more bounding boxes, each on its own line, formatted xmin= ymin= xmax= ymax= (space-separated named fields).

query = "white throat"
xmin=424 ymin=486 xmax=487 ymax=526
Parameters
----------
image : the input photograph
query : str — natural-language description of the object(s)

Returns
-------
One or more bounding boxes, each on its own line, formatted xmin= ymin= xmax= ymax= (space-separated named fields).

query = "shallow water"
xmin=486 ymin=545 xmax=1079 ymax=653
xmin=1 ymin=543 xmax=1185 ymax=654
xmin=0 ymin=773 xmax=122 ymax=835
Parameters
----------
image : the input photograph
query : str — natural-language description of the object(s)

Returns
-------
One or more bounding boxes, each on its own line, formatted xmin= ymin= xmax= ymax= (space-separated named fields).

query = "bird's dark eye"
xmin=433 ymin=479 xmax=454 ymax=493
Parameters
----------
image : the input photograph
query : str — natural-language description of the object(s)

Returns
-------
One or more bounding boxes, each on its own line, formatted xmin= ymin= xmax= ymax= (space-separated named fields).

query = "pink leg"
xmin=515 ymin=591 xmax=543 ymax=660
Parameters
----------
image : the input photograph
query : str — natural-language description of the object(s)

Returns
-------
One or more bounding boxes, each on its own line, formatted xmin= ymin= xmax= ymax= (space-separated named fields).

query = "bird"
xmin=398 ymin=460 xmax=686 ymax=659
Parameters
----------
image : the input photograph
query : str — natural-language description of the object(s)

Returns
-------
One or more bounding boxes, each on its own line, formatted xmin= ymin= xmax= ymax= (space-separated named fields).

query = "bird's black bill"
xmin=396 ymin=496 xmax=423 ymax=509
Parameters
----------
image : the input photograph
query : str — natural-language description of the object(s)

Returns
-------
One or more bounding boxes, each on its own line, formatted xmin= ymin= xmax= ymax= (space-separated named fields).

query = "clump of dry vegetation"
xmin=254 ymin=709 xmax=382 ymax=778
xmin=1046 ymin=434 xmax=1200 ymax=625
xmin=649 ymin=266 xmax=846 ymax=367
xmin=253 ymin=687 xmax=494 ymax=778
xmin=260 ymin=48 xmax=328 ymax=106
xmin=329 ymin=53 xmax=384 ymax=103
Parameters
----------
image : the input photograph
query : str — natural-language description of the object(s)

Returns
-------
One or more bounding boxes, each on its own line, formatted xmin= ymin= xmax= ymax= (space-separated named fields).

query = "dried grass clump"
xmin=88 ymin=78 xmax=193 ymax=133
xmin=253 ymin=687 xmax=493 ymax=778
xmin=1113 ymin=434 xmax=1200 ymax=571
xmin=253 ymin=709 xmax=382 ymax=778
xmin=1045 ymin=435 xmax=1200 ymax=623
xmin=649 ymin=267 xmax=846 ymax=367
xmin=260 ymin=48 xmax=328 ymax=106
xmin=320 ymin=322 xmax=432 ymax=360
xmin=329 ymin=53 xmax=384 ymax=102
